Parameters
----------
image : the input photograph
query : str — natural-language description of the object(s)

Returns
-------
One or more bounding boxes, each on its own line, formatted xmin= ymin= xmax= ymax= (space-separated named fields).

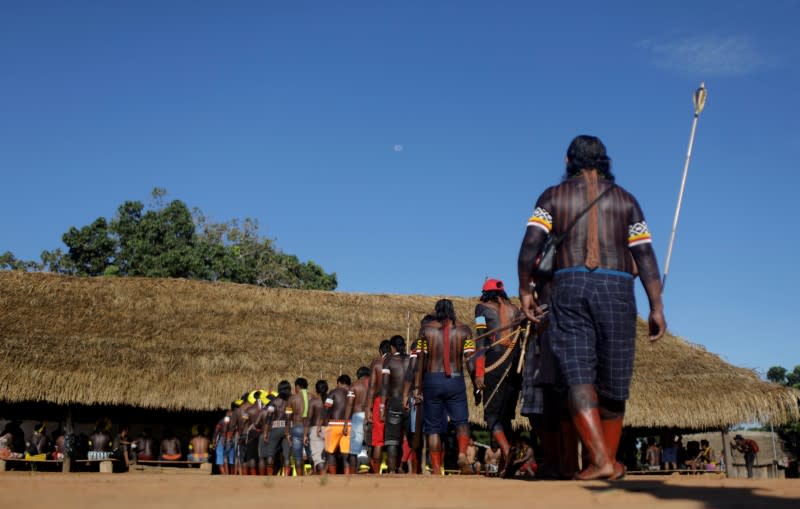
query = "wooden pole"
xmin=64 ymin=407 xmax=73 ymax=473
xmin=722 ymin=430 xmax=733 ymax=478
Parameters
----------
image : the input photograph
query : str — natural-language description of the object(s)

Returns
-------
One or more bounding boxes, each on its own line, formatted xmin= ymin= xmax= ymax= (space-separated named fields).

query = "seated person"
xmin=465 ymin=437 xmax=482 ymax=474
xmin=160 ymin=429 xmax=182 ymax=461
xmin=687 ymin=439 xmax=715 ymax=471
xmin=133 ymin=429 xmax=156 ymax=461
xmin=187 ymin=425 xmax=210 ymax=463
xmin=484 ymin=441 xmax=501 ymax=476
xmin=88 ymin=420 xmax=112 ymax=460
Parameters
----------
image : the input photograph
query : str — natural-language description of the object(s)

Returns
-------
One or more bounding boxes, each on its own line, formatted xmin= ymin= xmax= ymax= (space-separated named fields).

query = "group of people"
xmin=3 ymin=135 xmax=667 ymax=481
xmin=213 ymin=136 xmax=667 ymax=480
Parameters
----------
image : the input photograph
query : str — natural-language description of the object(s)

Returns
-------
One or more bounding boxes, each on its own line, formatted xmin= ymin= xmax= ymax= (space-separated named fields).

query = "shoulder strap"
xmin=552 ymin=184 xmax=615 ymax=247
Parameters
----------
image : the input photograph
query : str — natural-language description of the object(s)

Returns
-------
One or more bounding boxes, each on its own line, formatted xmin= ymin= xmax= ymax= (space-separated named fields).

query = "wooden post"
xmin=722 ymin=430 xmax=733 ymax=478
xmin=64 ymin=407 xmax=73 ymax=474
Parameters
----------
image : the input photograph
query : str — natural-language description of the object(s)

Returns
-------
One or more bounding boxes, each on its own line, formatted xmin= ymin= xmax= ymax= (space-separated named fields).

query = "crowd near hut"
xmin=1 ymin=271 xmax=798 ymax=476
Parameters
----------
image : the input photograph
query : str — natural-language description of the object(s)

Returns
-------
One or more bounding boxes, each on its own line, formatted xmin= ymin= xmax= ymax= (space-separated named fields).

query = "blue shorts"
xmin=422 ymin=373 xmax=468 ymax=435
xmin=222 ymin=439 xmax=235 ymax=464
xmin=290 ymin=425 xmax=305 ymax=463
xmin=348 ymin=412 xmax=365 ymax=453
xmin=548 ymin=270 xmax=637 ymax=401
xmin=215 ymin=442 xmax=225 ymax=465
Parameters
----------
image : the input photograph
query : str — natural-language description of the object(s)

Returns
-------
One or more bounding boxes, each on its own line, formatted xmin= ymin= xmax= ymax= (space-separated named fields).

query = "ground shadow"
xmin=586 ymin=479 xmax=797 ymax=509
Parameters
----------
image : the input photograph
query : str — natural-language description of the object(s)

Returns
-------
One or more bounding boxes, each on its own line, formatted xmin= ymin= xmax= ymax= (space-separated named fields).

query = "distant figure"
xmin=348 ymin=367 xmax=370 ymax=473
xmin=645 ymin=437 xmax=660 ymax=470
xmin=307 ymin=380 xmax=329 ymax=474
xmin=88 ymin=421 xmax=112 ymax=460
xmin=661 ymin=433 xmax=678 ymax=471
xmin=112 ymin=424 xmax=132 ymax=467
xmin=288 ymin=378 xmax=310 ymax=476
xmin=465 ymin=437 xmax=482 ymax=475
xmin=261 ymin=381 xmax=292 ymax=476
xmin=212 ymin=409 xmax=232 ymax=474
xmin=507 ymin=437 xmax=537 ymax=478
xmin=0 ymin=425 xmax=23 ymax=460
xmin=160 ymin=428 xmax=182 ymax=461
xmin=382 ymin=336 xmax=411 ymax=473
xmin=732 ymin=434 xmax=759 ymax=478
xmin=365 ymin=339 xmax=392 ymax=473
xmin=484 ymin=441 xmax=501 ymax=476
xmin=28 ymin=422 xmax=49 ymax=456
xmin=133 ymin=429 xmax=156 ymax=461
xmin=1 ymin=421 xmax=26 ymax=458
xmin=188 ymin=426 xmax=210 ymax=463
xmin=51 ymin=428 xmax=65 ymax=461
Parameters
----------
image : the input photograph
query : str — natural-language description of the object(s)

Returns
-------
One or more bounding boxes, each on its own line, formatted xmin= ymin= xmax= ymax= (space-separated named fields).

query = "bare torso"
xmin=352 ymin=377 xmax=369 ymax=412
xmin=325 ymin=387 xmax=349 ymax=421
xmin=160 ymin=438 xmax=181 ymax=456
xmin=384 ymin=353 xmax=410 ymax=398
xmin=420 ymin=320 xmax=472 ymax=374
xmin=190 ymin=436 xmax=209 ymax=454
xmin=90 ymin=432 xmax=110 ymax=452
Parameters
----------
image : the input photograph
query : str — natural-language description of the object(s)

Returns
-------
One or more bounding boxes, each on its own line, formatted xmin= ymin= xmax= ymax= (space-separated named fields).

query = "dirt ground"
xmin=1 ymin=473 xmax=798 ymax=509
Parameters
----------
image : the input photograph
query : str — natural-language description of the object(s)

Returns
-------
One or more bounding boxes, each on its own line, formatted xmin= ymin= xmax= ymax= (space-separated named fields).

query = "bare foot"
xmin=574 ymin=461 xmax=616 ymax=480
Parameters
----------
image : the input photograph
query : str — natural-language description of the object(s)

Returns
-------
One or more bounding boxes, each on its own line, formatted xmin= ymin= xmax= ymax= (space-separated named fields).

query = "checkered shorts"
xmin=548 ymin=270 xmax=637 ymax=401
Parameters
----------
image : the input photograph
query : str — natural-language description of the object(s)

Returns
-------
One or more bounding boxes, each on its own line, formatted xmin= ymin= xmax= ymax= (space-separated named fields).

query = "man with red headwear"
xmin=473 ymin=278 xmax=526 ymax=475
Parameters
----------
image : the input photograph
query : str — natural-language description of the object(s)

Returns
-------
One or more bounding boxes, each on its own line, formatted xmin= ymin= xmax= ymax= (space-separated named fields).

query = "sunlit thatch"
xmin=1 ymin=271 xmax=797 ymax=429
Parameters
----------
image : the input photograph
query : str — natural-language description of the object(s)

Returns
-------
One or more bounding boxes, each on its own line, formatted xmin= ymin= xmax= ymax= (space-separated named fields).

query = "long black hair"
xmin=480 ymin=290 xmax=510 ymax=303
xmin=315 ymin=380 xmax=329 ymax=402
xmin=434 ymin=299 xmax=457 ymax=325
xmin=278 ymin=380 xmax=292 ymax=400
xmin=564 ymin=135 xmax=614 ymax=181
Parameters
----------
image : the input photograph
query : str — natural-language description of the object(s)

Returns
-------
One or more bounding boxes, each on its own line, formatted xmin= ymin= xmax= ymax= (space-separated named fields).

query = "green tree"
xmin=767 ymin=364 xmax=800 ymax=466
xmin=62 ymin=217 xmax=116 ymax=276
xmin=3 ymin=188 xmax=337 ymax=291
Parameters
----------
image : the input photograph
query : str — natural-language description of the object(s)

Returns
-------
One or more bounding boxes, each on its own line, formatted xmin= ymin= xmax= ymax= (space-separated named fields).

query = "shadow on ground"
xmin=586 ymin=480 xmax=797 ymax=509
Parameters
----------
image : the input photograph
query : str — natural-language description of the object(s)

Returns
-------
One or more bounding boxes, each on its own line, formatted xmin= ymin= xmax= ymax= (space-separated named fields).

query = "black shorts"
xmin=548 ymin=270 xmax=637 ymax=401
xmin=260 ymin=427 xmax=289 ymax=464
xmin=244 ymin=429 xmax=260 ymax=462
xmin=483 ymin=368 xmax=521 ymax=425
xmin=384 ymin=396 xmax=408 ymax=447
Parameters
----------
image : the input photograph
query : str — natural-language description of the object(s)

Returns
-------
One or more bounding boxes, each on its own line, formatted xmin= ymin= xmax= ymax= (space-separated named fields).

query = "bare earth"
xmin=1 ymin=473 xmax=798 ymax=509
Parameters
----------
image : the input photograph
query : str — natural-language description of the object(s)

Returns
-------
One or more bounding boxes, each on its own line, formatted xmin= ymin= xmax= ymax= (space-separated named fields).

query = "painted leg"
xmin=569 ymin=384 xmax=614 ymax=480
xmin=427 ymin=434 xmax=443 ymax=476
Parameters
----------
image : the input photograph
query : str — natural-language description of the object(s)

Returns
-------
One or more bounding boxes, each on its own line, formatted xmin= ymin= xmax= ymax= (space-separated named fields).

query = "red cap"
xmin=482 ymin=279 xmax=504 ymax=292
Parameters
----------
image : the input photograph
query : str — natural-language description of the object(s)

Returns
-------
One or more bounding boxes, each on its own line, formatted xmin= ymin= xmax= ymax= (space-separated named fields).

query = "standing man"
xmin=288 ymin=378 xmax=310 ymax=476
xmin=306 ymin=380 xmax=328 ymax=474
xmin=261 ymin=381 xmax=292 ymax=476
xmin=473 ymin=278 xmax=524 ymax=472
xmin=323 ymin=374 xmax=355 ymax=474
xmin=381 ymin=335 xmax=411 ymax=473
xmin=732 ymin=434 xmax=759 ymax=478
xmin=365 ymin=339 xmax=392 ymax=473
xmin=348 ymin=367 xmax=370 ymax=473
xmin=517 ymin=134 xmax=666 ymax=480
xmin=405 ymin=299 xmax=475 ymax=475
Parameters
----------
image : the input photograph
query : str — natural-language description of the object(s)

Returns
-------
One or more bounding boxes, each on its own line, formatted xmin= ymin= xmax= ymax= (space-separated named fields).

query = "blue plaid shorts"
xmin=548 ymin=269 xmax=637 ymax=401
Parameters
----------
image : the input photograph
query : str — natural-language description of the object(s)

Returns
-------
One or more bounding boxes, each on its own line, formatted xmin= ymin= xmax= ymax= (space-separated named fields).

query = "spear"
xmin=662 ymin=82 xmax=708 ymax=290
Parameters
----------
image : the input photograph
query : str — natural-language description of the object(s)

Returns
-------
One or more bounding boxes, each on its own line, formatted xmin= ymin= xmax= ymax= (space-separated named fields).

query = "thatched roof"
xmin=1 ymin=271 xmax=797 ymax=430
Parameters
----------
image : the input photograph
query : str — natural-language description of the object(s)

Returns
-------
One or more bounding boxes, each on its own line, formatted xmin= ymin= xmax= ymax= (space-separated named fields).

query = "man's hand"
xmin=365 ymin=409 xmax=372 ymax=424
xmin=343 ymin=426 xmax=349 ymax=437
xmin=648 ymin=308 xmax=666 ymax=341
xmin=474 ymin=376 xmax=485 ymax=391
xmin=379 ymin=405 xmax=385 ymax=421
xmin=304 ymin=435 xmax=310 ymax=447
xmin=519 ymin=293 xmax=542 ymax=323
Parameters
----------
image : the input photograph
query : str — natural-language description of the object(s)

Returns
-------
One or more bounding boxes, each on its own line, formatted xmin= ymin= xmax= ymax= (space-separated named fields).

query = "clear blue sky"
xmin=2 ymin=1 xmax=798 ymax=376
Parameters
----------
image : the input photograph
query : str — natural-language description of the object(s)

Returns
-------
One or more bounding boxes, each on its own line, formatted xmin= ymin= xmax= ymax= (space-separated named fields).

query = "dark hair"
xmin=379 ymin=339 xmax=392 ymax=355
xmin=294 ymin=377 xmax=308 ymax=390
xmin=390 ymin=335 xmax=406 ymax=353
xmin=356 ymin=366 xmax=370 ymax=379
xmin=700 ymin=439 xmax=709 ymax=447
xmin=565 ymin=135 xmax=614 ymax=181
xmin=434 ymin=299 xmax=457 ymax=325
xmin=337 ymin=374 xmax=351 ymax=386
xmin=315 ymin=380 xmax=328 ymax=400
xmin=480 ymin=289 xmax=509 ymax=303
xmin=278 ymin=380 xmax=292 ymax=400
xmin=647 ymin=436 xmax=656 ymax=445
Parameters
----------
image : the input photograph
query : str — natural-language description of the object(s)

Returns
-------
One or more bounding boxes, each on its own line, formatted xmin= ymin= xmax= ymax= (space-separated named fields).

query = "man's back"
xmin=420 ymin=319 xmax=472 ymax=373
xmin=531 ymin=177 xmax=646 ymax=274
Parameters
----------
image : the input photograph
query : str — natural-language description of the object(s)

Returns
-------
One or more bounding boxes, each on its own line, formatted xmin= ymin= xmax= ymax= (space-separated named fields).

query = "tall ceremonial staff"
xmin=662 ymin=82 xmax=708 ymax=290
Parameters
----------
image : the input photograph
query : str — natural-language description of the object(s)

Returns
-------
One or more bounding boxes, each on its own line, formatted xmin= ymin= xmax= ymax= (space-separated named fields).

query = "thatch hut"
xmin=1 ymin=271 xmax=797 ymax=435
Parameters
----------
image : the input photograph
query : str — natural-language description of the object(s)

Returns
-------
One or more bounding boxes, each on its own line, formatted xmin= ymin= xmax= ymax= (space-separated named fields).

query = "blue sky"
xmin=2 ymin=1 xmax=799 ymax=375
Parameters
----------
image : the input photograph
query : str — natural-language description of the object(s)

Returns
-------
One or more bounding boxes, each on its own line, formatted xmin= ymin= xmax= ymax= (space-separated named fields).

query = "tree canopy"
xmin=1 ymin=188 xmax=337 ymax=291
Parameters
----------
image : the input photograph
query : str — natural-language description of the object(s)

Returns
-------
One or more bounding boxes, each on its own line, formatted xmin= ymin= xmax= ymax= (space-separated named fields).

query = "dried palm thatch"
xmin=1 ymin=272 xmax=797 ymax=430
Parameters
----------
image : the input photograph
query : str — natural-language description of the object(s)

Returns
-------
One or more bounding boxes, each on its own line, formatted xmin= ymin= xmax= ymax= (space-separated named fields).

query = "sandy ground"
xmin=0 ymin=472 xmax=798 ymax=509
